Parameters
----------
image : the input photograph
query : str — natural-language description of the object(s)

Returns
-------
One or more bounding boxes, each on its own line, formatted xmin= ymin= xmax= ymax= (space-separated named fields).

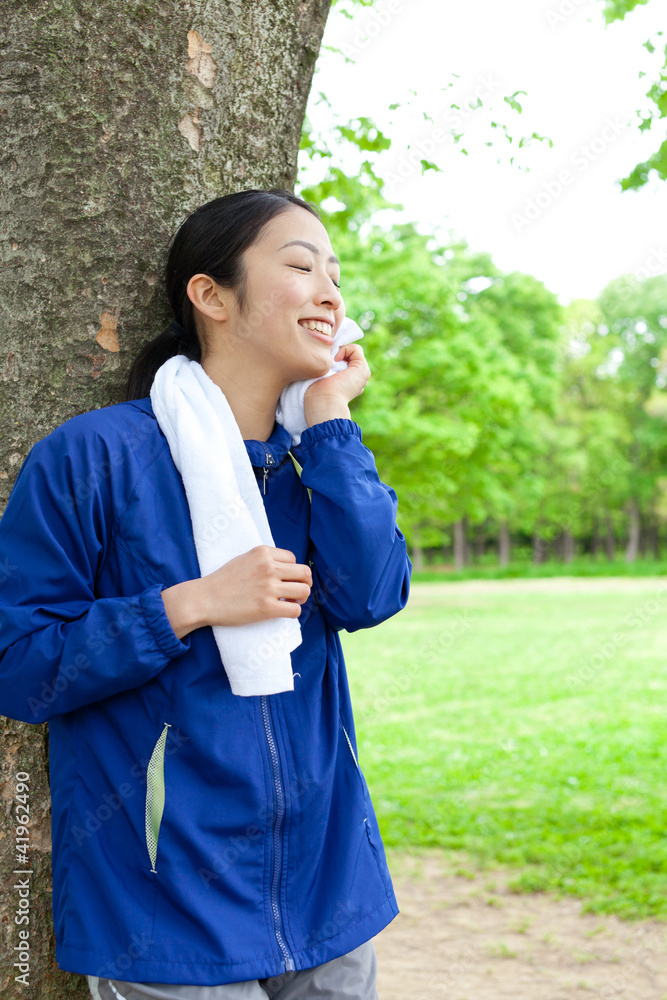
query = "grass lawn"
xmin=339 ymin=577 xmax=667 ymax=921
xmin=411 ymin=555 xmax=667 ymax=581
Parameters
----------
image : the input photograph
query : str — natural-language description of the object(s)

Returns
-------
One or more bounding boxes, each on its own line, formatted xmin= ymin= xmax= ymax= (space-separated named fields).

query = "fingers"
xmin=335 ymin=343 xmax=370 ymax=373
xmin=269 ymin=547 xmax=312 ymax=584
xmin=278 ymin=566 xmax=312 ymax=588
xmin=276 ymin=580 xmax=312 ymax=604
xmin=334 ymin=342 xmax=363 ymax=358
xmin=272 ymin=547 xmax=297 ymax=562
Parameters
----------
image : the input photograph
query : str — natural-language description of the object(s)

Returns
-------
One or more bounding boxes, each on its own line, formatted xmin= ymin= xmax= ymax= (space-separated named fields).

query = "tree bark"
xmin=646 ymin=515 xmax=660 ymax=560
xmin=0 ymin=2 xmax=332 ymax=996
xmin=562 ymin=528 xmax=575 ymax=563
xmin=463 ymin=515 xmax=472 ymax=566
xmin=605 ymin=513 xmax=615 ymax=561
xmin=532 ymin=531 xmax=547 ymax=564
xmin=625 ymin=498 xmax=640 ymax=562
xmin=411 ymin=524 xmax=424 ymax=571
xmin=453 ymin=518 xmax=467 ymax=570
xmin=0 ymin=0 xmax=331 ymax=503
xmin=498 ymin=520 xmax=511 ymax=566
xmin=591 ymin=516 xmax=600 ymax=559
xmin=472 ymin=518 xmax=488 ymax=563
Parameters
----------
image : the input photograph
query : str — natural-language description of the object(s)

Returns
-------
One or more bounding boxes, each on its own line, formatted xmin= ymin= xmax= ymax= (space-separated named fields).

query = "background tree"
xmin=296 ymin=24 xmax=562 ymax=571
xmin=601 ymin=0 xmax=667 ymax=190
xmin=597 ymin=273 xmax=667 ymax=558
xmin=0 ymin=2 xmax=332 ymax=997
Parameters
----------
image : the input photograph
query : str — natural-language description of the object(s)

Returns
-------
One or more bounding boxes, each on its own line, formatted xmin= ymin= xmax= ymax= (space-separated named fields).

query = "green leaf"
xmin=420 ymin=158 xmax=442 ymax=175
xmin=504 ymin=90 xmax=528 ymax=114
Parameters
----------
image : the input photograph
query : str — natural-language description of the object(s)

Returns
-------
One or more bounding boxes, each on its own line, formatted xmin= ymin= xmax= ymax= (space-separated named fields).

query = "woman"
xmin=0 ymin=188 xmax=412 ymax=999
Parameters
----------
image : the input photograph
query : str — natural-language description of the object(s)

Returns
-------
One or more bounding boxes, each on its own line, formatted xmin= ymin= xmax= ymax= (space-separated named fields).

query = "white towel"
xmin=149 ymin=315 xmax=363 ymax=697
xmin=151 ymin=356 xmax=302 ymax=697
xmin=276 ymin=317 xmax=364 ymax=446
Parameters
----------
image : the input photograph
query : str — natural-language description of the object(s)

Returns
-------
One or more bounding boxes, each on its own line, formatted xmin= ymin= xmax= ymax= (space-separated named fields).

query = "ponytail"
xmin=123 ymin=319 xmax=200 ymax=402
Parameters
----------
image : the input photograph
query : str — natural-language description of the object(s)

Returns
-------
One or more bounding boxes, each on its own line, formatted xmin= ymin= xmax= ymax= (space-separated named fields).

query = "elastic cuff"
xmin=139 ymin=583 xmax=192 ymax=660
xmin=297 ymin=418 xmax=363 ymax=449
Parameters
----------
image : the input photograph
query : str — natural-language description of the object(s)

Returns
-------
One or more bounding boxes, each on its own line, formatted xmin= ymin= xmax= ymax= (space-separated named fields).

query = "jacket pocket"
xmin=341 ymin=717 xmax=360 ymax=769
xmin=340 ymin=713 xmax=393 ymax=895
xmin=340 ymin=715 xmax=370 ymax=821
xmin=145 ymin=722 xmax=171 ymax=873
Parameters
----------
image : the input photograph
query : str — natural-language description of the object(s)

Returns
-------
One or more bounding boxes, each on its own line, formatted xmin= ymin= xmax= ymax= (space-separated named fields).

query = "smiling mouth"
xmin=299 ymin=319 xmax=333 ymax=340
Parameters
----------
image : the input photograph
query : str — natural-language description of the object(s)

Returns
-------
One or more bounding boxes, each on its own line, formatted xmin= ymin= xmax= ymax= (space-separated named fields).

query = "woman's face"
xmin=227 ymin=205 xmax=346 ymax=383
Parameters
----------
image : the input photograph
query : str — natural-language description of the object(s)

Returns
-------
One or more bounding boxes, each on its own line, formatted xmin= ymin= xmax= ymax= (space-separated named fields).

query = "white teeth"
xmin=299 ymin=320 xmax=332 ymax=336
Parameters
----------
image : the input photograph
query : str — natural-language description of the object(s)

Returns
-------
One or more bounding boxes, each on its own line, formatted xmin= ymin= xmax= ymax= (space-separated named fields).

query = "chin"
xmin=282 ymin=341 xmax=333 ymax=384
xmin=314 ymin=360 xmax=333 ymax=380
xmin=294 ymin=356 xmax=332 ymax=381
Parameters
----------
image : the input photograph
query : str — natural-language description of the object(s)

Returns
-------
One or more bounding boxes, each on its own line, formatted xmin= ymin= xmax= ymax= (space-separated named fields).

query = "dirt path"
xmin=371 ymin=850 xmax=667 ymax=1000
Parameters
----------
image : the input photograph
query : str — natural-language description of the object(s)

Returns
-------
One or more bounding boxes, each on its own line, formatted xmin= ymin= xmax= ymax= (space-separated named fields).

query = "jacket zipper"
xmin=260 ymin=695 xmax=295 ymax=972
xmin=262 ymin=452 xmax=276 ymax=495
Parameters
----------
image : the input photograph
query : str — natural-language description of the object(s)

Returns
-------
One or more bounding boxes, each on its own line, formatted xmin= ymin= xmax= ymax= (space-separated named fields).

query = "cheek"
xmin=281 ymin=278 xmax=305 ymax=312
xmin=246 ymin=277 xmax=301 ymax=331
xmin=267 ymin=274 xmax=302 ymax=310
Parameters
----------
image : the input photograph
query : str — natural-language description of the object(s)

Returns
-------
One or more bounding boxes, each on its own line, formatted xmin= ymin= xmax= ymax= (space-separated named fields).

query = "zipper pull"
xmin=261 ymin=452 xmax=276 ymax=495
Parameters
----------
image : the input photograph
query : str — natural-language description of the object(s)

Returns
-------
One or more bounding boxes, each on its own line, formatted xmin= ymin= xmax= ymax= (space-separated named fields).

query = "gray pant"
xmin=87 ymin=940 xmax=378 ymax=1000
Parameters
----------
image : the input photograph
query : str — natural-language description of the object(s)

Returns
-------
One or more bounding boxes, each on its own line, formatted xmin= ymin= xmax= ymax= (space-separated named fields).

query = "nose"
xmin=315 ymin=275 xmax=343 ymax=311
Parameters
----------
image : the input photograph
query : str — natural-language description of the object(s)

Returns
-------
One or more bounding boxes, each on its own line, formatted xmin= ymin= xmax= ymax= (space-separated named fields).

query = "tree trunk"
xmin=0 ymin=0 xmax=331 ymax=498
xmin=533 ymin=531 xmax=547 ymax=564
xmin=553 ymin=531 xmax=562 ymax=560
xmin=591 ymin=516 xmax=601 ymax=559
xmin=463 ymin=515 xmax=473 ymax=566
xmin=0 ymin=2 xmax=332 ymax=996
xmin=411 ymin=524 xmax=424 ymax=572
xmin=473 ymin=523 xmax=485 ymax=562
xmin=562 ymin=528 xmax=575 ymax=563
xmin=605 ymin=513 xmax=615 ymax=561
xmin=625 ymin=498 xmax=640 ymax=562
xmin=453 ymin=518 xmax=467 ymax=570
xmin=638 ymin=510 xmax=647 ymax=558
xmin=645 ymin=515 xmax=660 ymax=560
xmin=498 ymin=520 xmax=511 ymax=566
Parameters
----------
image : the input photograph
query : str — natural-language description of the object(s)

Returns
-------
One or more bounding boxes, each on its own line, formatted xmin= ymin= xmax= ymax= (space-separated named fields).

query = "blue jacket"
xmin=0 ymin=397 xmax=412 ymax=986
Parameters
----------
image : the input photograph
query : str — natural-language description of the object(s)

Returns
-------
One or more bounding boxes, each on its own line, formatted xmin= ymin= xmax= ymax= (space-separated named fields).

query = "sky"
xmin=299 ymin=0 xmax=667 ymax=305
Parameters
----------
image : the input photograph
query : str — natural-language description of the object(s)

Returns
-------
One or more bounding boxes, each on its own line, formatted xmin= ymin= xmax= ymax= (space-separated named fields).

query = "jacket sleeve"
xmin=290 ymin=417 xmax=412 ymax=632
xmin=0 ymin=430 xmax=191 ymax=725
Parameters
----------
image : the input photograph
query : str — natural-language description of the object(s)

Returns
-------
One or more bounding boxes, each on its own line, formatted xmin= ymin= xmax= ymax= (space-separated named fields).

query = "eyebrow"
xmin=278 ymin=240 xmax=340 ymax=266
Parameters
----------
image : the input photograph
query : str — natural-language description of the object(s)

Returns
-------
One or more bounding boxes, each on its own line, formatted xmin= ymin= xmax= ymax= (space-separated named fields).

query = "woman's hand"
xmin=162 ymin=546 xmax=312 ymax=636
xmin=201 ymin=546 xmax=312 ymax=626
xmin=303 ymin=343 xmax=371 ymax=423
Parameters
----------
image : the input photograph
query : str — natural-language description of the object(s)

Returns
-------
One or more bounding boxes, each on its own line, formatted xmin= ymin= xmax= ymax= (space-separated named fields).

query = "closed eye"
xmin=290 ymin=265 xmax=340 ymax=289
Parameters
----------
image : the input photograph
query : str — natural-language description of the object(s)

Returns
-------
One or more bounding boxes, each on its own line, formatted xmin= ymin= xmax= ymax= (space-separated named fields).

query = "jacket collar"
xmin=242 ymin=419 xmax=293 ymax=468
xmin=128 ymin=397 xmax=293 ymax=468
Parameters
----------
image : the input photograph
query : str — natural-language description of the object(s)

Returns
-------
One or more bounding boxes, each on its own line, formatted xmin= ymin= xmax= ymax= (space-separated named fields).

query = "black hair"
xmin=123 ymin=187 xmax=321 ymax=401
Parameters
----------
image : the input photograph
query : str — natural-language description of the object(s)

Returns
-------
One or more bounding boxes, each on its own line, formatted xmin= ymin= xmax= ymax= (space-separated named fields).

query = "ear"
xmin=186 ymin=274 xmax=230 ymax=322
